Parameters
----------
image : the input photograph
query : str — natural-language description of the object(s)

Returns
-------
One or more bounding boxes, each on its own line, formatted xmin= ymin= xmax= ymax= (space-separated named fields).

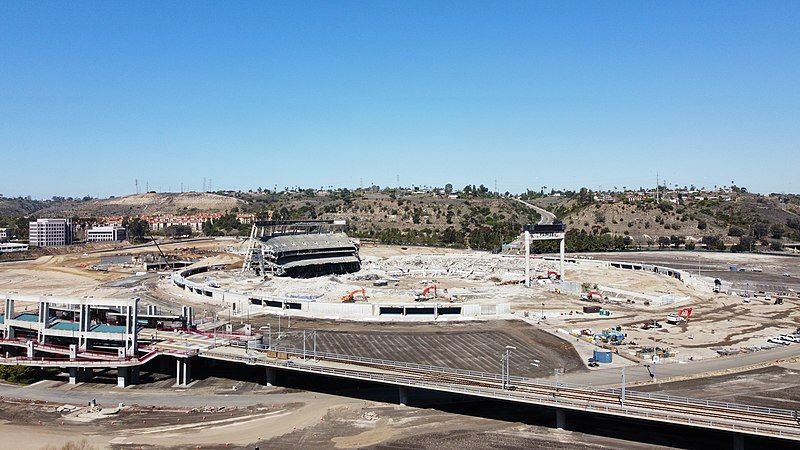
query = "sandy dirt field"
xmin=0 ymin=384 xmax=673 ymax=450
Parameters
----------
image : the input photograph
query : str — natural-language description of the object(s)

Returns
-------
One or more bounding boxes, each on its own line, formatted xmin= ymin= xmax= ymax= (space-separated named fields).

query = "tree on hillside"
xmin=751 ymin=222 xmax=769 ymax=240
xmin=123 ymin=217 xmax=149 ymax=243
xmin=444 ymin=184 xmax=453 ymax=195
xmin=728 ymin=226 xmax=745 ymax=237
xmin=770 ymin=223 xmax=785 ymax=239
xmin=164 ymin=225 xmax=192 ymax=238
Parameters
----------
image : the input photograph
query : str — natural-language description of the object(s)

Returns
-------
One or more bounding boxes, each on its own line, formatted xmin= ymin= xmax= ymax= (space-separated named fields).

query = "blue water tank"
xmin=593 ymin=349 xmax=613 ymax=364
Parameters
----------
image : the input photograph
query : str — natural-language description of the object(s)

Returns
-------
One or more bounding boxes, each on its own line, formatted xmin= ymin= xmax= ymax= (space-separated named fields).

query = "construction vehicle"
xmin=537 ymin=271 xmax=561 ymax=280
xmin=593 ymin=328 xmax=625 ymax=344
xmin=341 ymin=288 xmax=367 ymax=303
xmin=580 ymin=290 xmax=604 ymax=302
xmin=641 ymin=319 xmax=662 ymax=330
xmin=415 ymin=284 xmax=437 ymax=302
xmin=666 ymin=307 xmax=693 ymax=325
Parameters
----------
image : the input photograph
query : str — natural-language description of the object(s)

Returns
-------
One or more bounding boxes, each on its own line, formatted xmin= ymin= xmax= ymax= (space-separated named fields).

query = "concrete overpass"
xmin=1 ymin=331 xmax=799 ymax=447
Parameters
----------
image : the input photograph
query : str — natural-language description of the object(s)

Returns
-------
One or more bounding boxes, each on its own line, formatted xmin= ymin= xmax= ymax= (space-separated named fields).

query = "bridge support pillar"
xmin=117 ymin=367 xmax=130 ymax=388
xmin=26 ymin=340 xmax=34 ymax=358
xmin=68 ymin=367 xmax=79 ymax=385
xmin=265 ymin=367 xmax=276 ymax=387
xmin=555 ymin=408 xmax=566 ymax=430
xmin=130 ymin=367 xmax=140 ymax=385
xmin=732 ymin=434 xmax=744 ymax=450
xmin=398 ymin=386 xmax=409 ymax=406
xmin=176 ymin=358 xmax=191 ymax=387
xmin=82 ymin=368 xmax=93 ymax=382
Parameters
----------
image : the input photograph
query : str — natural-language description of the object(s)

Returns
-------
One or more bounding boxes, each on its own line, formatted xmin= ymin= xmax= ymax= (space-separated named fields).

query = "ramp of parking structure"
xmin=0 ymin=345 xmax=198 ymax=368
xmin=151 ymin=333 xmax=228 ymax=353
xmin=0 ymin=339 xmax=130 ymax=360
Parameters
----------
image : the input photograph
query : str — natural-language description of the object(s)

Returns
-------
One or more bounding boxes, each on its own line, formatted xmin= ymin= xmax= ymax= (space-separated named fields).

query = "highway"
xmin=513 ymin=197 xmax=556 ymax=225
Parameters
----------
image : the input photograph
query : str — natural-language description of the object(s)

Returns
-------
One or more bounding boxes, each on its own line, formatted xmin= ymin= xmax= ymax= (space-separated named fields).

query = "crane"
xmin=147 ymin=230 xmax=171 ymax=271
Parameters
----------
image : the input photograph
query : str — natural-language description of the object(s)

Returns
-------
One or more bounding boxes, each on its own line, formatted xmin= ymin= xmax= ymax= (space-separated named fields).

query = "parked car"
xmin=768 ymin=337 xmax=791 ymax=346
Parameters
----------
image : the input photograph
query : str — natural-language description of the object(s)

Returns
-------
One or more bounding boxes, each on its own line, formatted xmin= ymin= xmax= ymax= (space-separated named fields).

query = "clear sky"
xmin=1 ymin=1 xmax=798 ymax=199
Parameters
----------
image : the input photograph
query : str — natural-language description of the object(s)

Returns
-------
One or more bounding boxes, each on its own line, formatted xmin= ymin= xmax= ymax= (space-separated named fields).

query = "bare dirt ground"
xmin=0 ymin=391 xmax=671 ymax=450
xmin=262 ymin=401 xmax=668 ymax=450
xmin=585 ymin=251 xmax=800 ymax=292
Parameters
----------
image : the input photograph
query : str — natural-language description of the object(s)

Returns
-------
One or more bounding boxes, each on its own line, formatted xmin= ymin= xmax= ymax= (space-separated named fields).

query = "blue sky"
xmin=1 ymin=1 xmax=798 ymax=198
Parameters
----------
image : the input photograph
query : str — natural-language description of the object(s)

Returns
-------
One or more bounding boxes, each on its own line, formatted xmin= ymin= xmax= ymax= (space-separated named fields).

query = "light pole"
xmin=502 ymin=345 xmax=516 ymax=389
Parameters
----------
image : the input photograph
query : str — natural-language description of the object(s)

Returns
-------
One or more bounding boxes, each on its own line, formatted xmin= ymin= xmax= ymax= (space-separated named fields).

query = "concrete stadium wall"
xmin=172 ymin=266 xmax=511 ymax=322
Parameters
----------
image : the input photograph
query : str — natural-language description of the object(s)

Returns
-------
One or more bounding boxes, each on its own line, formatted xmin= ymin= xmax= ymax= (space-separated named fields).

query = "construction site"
xmin=1 ymin=219 xmax=800 ymax=449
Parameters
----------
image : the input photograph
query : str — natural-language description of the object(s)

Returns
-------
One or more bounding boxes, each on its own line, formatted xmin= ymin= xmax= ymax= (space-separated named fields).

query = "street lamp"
xmin=502 ymin=345 xmax=516 ymax=389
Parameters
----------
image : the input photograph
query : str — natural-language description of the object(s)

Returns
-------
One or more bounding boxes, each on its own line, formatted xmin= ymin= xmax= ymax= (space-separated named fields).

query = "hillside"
xmin=0 ymin=197 xmax=48 ymax=217
xmin=526 ymin=191 xmax=800 ymax=249
xmin=31 ymin=192 xmax=247 ymax=217
xmin=3 ymin=188 xmax=800 ymax=252
xmin=233 ymin=189 xmax=538 ymax=250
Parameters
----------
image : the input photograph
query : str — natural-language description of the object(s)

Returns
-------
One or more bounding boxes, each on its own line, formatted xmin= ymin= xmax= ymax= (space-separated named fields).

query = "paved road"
xmin=559 ymin=342 xmax=800 ymax=387
xmin=512 ymin=198 xmax=556 ymax=225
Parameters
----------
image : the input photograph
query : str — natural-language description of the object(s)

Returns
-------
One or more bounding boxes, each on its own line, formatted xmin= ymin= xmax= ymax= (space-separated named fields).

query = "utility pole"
xmin=135 ymin=179 xmax=139 ymax=194
xmin=620 ymin=366 xmax=626 ymax=405
xmin=656 ymin=173 xmax=659 ymax=203
xmin=502 ymin=346 xmax=516 ymax=389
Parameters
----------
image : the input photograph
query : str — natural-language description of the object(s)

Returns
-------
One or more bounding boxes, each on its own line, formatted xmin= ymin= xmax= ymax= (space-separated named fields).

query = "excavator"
xmin=415 ymin=284 xmax=437 ymax=302
xmin=537 ymin=271 xmax=561 ymax=281
xmin=341 ymin=288 xmax=367 ymax=303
